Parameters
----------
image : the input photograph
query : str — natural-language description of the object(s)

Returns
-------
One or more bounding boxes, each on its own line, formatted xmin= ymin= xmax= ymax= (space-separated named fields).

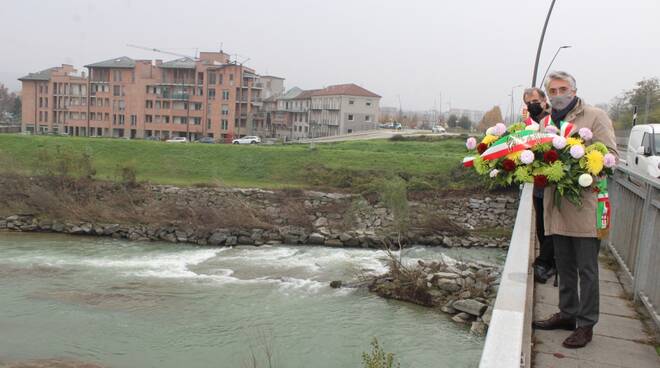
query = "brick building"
xmin=19 ymin=52 xmax=272 ymax=141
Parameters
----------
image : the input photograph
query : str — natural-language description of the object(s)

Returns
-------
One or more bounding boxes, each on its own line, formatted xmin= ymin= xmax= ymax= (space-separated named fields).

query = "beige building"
xmin=309 ymin=84 xmax=380 ymax=136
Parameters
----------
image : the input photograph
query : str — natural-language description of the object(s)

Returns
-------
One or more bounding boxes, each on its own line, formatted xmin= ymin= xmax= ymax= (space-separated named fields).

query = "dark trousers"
xmin=533 ymin=196 xmax=555 ymax=268
xmin=553 ymin=235 xmax=600 ymax=327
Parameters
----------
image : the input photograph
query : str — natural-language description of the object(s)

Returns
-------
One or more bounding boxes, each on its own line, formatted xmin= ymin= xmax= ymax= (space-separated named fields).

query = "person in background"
xmin=532 ymin=71 xmax=618 ymax=349
xmin=523 ymin=87 xmax=556 ymax=284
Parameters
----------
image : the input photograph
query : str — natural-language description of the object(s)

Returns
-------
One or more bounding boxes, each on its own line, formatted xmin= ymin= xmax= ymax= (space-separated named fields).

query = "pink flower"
xmin=570 ymin=145 xmax=585 ymax=159
xmin=520 ymin=150 xmax=535 ymax=165
xmin=578 ymin=128 xmax=593 ymax=141
xmin=604 ymin=153 xmax=616 ymax=168
xmin=552 ymin=136 xmax=567 ymax=150
xmin=466 ymin=137 xmax=477 ymax=150
xmin=545 ymin=125 xmax=559 ymax=135
xmin=494 ymin=123 xmax=507 ymax=136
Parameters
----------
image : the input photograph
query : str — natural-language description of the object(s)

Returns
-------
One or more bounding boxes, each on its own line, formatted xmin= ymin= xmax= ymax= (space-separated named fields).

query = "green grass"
xmin=0 ymin=134 xmax=474 ymax=190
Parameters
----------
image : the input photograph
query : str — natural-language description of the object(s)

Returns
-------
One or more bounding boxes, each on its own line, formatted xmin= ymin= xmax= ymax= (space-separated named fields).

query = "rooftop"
xmin=18 ymin=67 xmax=59 ymax=81
xmin=84 ymin=56 xmax=136 ymax=69
xmin=311 ymin=83 xmax=380 ymax=98
xmin=159 ymin=57 xmax=196 ymax=69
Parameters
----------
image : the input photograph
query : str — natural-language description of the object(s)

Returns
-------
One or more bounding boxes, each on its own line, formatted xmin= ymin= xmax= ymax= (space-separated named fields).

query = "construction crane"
xmin=126 ymin=44 xmax=197 ymax=60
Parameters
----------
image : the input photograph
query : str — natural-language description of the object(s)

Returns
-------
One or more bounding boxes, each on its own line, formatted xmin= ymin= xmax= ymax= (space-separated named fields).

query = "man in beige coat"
xmin=531 ymin=71 xmax=618 ymax=348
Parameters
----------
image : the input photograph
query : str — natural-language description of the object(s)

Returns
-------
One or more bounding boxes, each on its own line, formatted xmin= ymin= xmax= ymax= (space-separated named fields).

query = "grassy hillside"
xmin=0 ymin=134 xmax=475 ymax=191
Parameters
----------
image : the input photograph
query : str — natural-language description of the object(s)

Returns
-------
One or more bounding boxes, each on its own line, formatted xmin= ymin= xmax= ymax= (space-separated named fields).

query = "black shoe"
xmin=533 ymin=263 xmax=557 ymax=284
xmin=532 ymin=313 xmax=576 ymax=331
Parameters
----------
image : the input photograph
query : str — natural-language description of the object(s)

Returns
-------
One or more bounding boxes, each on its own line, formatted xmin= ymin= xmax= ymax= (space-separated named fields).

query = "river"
xmin=0 ymin=233 xmax=505 ymax=368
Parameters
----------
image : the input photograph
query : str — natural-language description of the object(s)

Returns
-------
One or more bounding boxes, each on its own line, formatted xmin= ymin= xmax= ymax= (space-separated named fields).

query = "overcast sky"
xmin=1 ymin=0 xmax=658 ymax=112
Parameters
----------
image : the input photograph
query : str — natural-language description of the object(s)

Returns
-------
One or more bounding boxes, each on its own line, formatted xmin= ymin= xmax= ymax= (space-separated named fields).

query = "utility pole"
xmin=643 ymin=92 xmax=651 ymax=125
xmin=532 ymin=0 xmax=557 ymax=86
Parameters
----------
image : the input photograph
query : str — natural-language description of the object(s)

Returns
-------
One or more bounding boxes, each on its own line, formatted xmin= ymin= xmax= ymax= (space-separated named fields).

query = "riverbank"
xmin=0 ymin=134 xmax=476 ymax=191
xmin=0 ymin=174 xmax=517 ymax=249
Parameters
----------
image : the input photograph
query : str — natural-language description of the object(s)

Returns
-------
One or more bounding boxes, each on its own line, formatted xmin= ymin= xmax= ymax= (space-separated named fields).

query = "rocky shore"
xmin=335 ymin=257 xmax=500 ymax=336
xmin=1 ymin=184 xmax=518 ymax=249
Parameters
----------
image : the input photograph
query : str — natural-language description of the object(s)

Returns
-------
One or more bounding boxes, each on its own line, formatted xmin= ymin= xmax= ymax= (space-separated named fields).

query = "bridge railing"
xmin=480 ymin=183 xmax=534 ymax=368
xmin=608 ymin=165 xmax=660 ymax=329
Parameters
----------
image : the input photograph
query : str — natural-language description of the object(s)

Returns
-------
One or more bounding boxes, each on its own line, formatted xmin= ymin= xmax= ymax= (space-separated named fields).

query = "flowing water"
xmin=0 ymin=233 xmax=505 ymax=368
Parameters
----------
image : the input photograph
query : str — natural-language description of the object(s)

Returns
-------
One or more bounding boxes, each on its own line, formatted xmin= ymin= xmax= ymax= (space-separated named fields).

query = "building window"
xmin=349 ymin=100 xmax=354 ymax=105
xmin=193 ymin=117 xmax=202 ymax=125
xmin=229 ymin=73 xmax=234 ymax=81
xmin=219 ymin=74 xmax=223 ymax=84
xmin=145 ymin=115 xmax=153 ymax=123
xmin=113 ymin=70 xmax=122 ymax=82
xmin=348 ymin=114 xmax=354 ymax=121
xmin=197 ymin=72 xmax=204 ymax=84
xmin=146 ymin=100 xmax=153 ymax=108
xmin=366 ymin=101 xmax=371 ymax=106
xmin=221 ymin=119 xmax=228 ymax=130
xmin=113 ymin=85 xmax=121 ymax=96
xmin=221 ymin=105 xmax=229 ymax=115
xmin=365 ymin=115 xmax=371 ymax=122
xmin=131 ymin=115 xmax=137 ymax=126
xmin=162 ymin=101 xmax=170 ymax=109
xmin=207 ymin=119 xmax=211 ymax=129
xmin=208 ymin=88 xmax=216 ymax=99
xmin=194 ymin=103 xmax=202 ymax=110
xmin=222 ymin=90 xmax=230 ymax=100
xmin=209 ymin=72 xmax=216 ymax=84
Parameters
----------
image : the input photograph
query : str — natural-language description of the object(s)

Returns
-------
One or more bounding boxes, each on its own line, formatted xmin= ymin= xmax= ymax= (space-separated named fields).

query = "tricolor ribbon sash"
xmin=462 ymin=130 xmax=555 ymax=167
xmin=542 ymin=116 xmax=575 ymax=137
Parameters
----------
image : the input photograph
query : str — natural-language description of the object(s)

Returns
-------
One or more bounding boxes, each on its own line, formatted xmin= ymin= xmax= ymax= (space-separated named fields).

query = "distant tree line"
xmin=608 ymin=77 xmax=659 ymax=130
xmin=0 ymin=83 xmax=21 ymax=123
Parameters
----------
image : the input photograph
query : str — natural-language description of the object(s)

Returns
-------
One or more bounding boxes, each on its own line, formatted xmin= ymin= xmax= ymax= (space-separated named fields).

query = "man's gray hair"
xmin=544 ymin=71 xmax=577 ymax=91
xmin=523 ymin=87 xmax=546 ymax=100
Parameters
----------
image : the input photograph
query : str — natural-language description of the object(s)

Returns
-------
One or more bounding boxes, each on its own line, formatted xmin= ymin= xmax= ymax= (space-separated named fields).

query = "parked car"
xmin=626 ymin=124 xmax=660 ymax=179
xmin=232 ymin=136 xmax=261 ymax=144
xmin=196 ymin=137 xmax=215 ymax=144
xmin=432 ymin=126 xmax=446 ymax=133
xmin=165 ymin=137 xmax=188 ymax=143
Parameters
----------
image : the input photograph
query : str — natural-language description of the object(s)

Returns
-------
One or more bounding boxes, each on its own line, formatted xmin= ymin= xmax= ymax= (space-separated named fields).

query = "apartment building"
xmin=261 ymin=83 xmax=381 ymax=140
xmin=309 ymin=84 xmax=380 ymax=136
xmin=19 ymin=51 xmax=266 ymax=141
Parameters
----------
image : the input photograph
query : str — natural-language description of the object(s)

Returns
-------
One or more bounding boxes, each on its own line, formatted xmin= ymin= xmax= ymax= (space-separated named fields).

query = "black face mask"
xmin=526 ymin=102 xmax=544 ymax=117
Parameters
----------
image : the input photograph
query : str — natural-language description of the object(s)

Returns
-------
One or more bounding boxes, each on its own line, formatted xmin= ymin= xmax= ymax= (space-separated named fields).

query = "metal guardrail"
xmin=608 ymin=165 xmax=660 ymax=329
xmin=480 ymin=183 xmax=534 ymax=368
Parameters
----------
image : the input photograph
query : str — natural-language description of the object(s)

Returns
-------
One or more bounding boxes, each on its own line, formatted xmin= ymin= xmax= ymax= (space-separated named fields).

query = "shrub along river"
xmin=0 ymin=232 xmax=505 ymax=368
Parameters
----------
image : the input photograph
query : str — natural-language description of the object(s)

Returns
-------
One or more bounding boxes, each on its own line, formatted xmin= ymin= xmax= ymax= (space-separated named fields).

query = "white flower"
xmin=489 ymin=169 xmax=499 ymax=178
xmin=578 ymin=128 xmax=593 ymax=141
xmin=494 ymin=123 xmax=507 ymax=136
xmin=486 ymin=127 xmax=495 ymax=136
xmin=520 ymin=150 xmax=535 ymax=165
xmin=578 ymin=173 xmax=593 ymax=187
xmin=552 ymin=136 xmax=567 ymax=150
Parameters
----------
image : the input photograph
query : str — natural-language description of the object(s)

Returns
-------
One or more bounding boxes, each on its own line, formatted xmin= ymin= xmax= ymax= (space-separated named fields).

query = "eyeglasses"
xmin=548 ymin=86 xmax=571 ymax=96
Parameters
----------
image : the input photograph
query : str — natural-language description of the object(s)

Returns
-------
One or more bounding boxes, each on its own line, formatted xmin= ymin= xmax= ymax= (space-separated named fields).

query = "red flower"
xmin=534 ymin=175 xmax=548 ymax=188
xmin=477 ymin=143 xmax=488 ymax=154
xmin=543 ymin=150 xmax=559 ymax=163
xmin=502 ymin=159 xmax=516 ymax=172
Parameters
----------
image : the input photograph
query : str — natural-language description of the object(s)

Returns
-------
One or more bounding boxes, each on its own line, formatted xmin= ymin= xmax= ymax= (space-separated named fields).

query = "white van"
xmin=626 ymin=124 xmax=660 ymax=179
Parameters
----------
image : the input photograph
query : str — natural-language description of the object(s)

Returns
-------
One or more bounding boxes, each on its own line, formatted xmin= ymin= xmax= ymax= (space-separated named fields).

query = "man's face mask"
xmin=526 ymin=102 xmax=545 ymax=116
xmin=550 ymin=92 xmax=575 ymax=110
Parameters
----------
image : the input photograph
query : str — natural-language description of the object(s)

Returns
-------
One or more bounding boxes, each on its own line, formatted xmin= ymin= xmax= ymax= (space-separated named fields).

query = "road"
xmin=293 ymin=129 xmax=459 ymax=143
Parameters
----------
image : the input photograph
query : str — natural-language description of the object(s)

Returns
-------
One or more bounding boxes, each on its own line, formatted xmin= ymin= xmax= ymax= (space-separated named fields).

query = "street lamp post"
xmin=540 ymin=45 xmax=572 ymax=88
xmin=531 ymin=0 xmax=557 ymax=87
xmin=509 ymin=84 xmax=523 ymax=123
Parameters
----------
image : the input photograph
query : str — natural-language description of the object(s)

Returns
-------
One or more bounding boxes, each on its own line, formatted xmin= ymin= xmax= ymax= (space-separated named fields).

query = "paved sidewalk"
xmin=532 ymin=258 xmax=660 ymax=368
